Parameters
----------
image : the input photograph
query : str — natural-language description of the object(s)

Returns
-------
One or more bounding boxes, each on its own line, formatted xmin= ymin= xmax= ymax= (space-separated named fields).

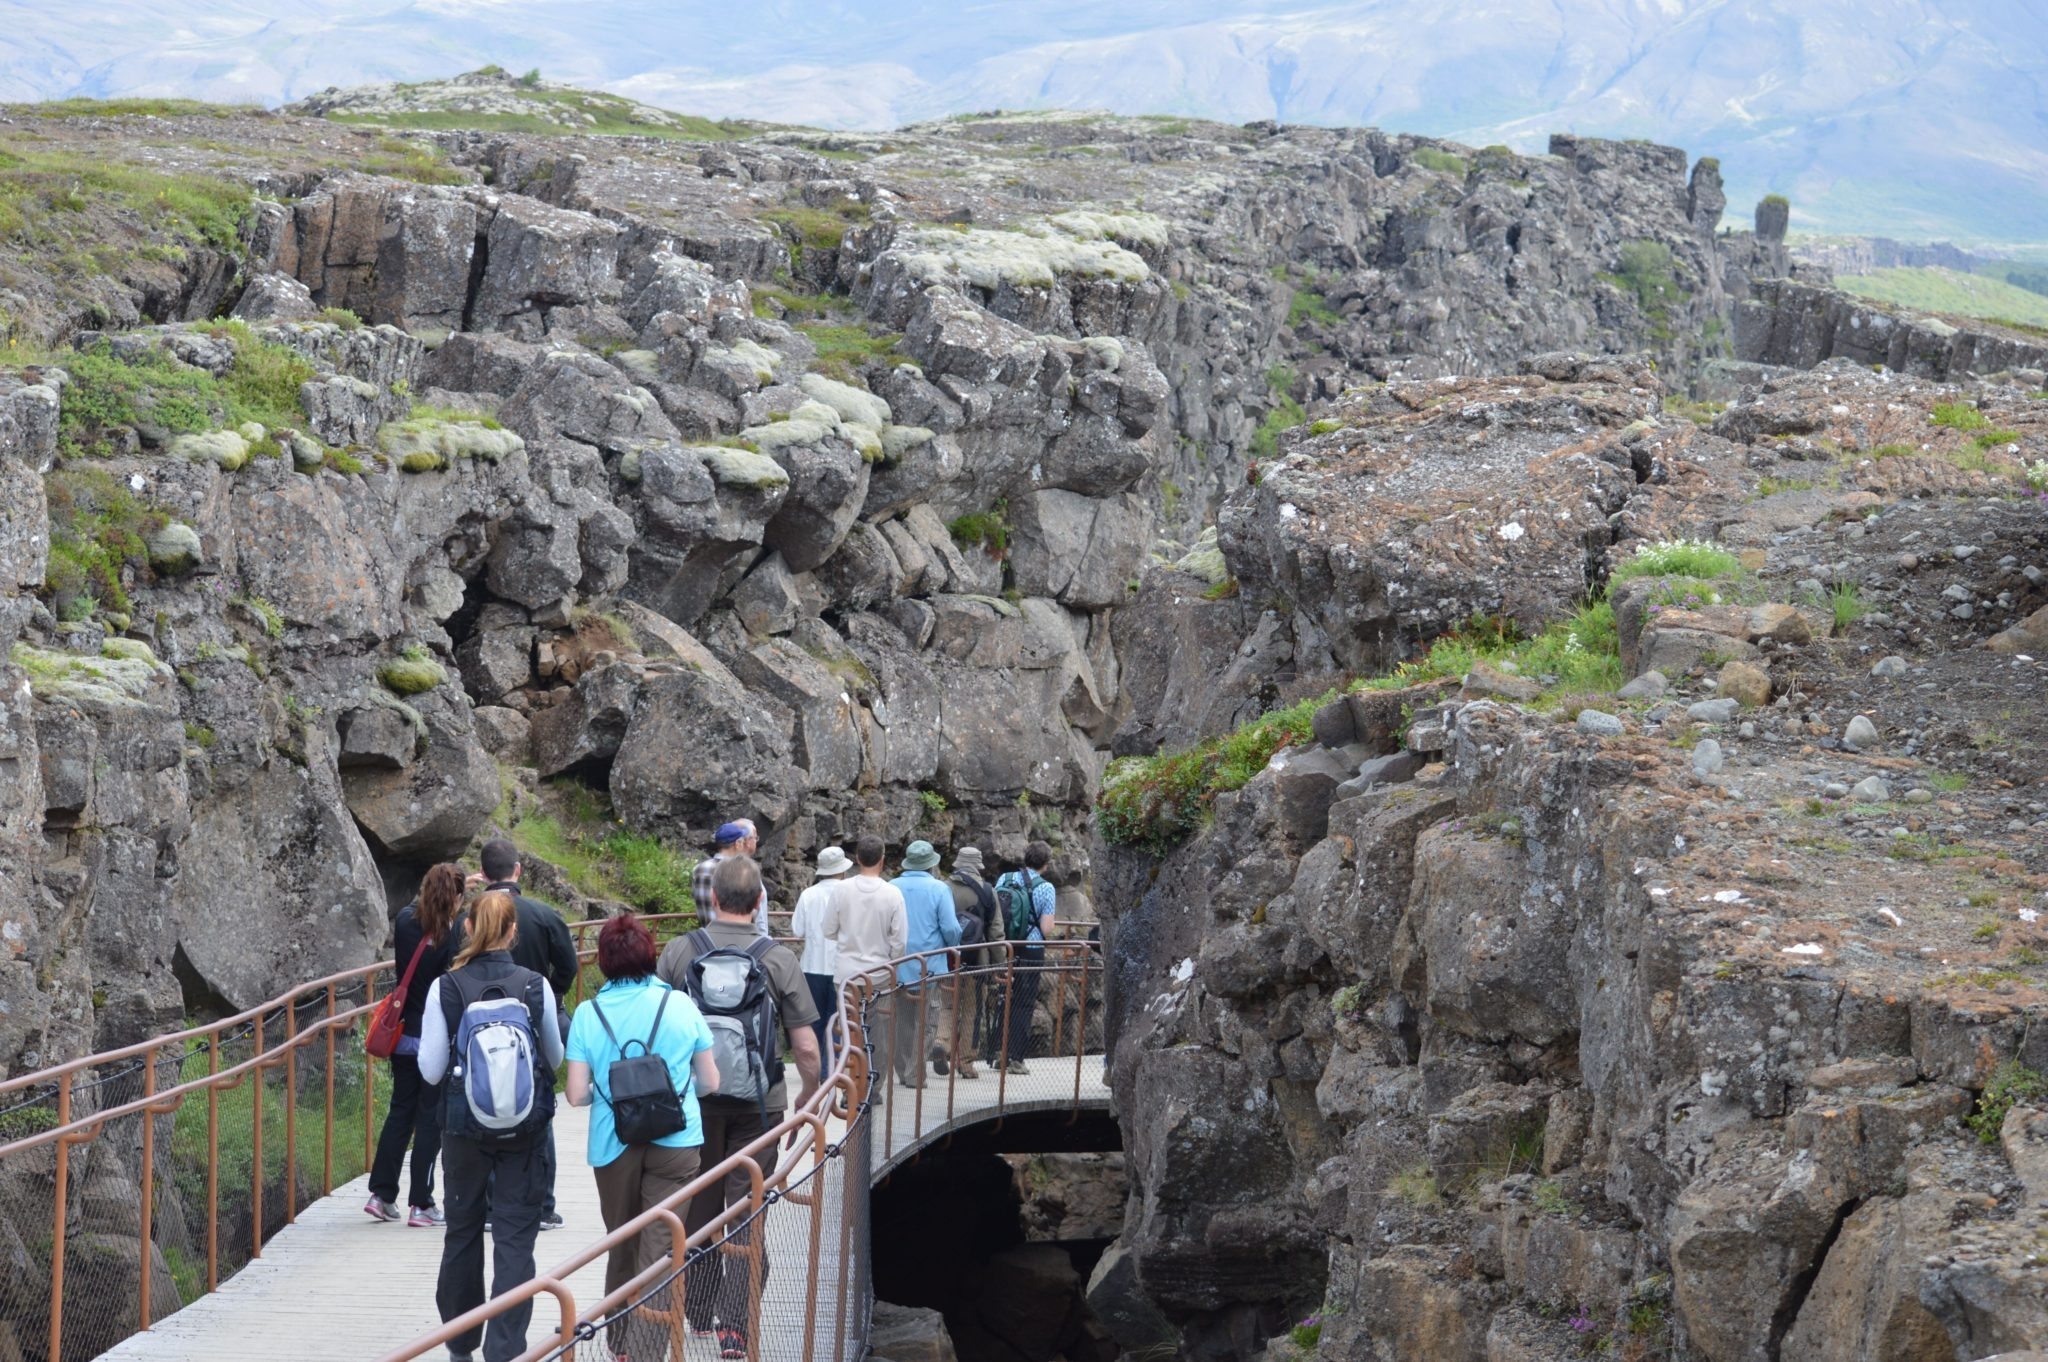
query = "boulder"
xmin=1717 ymin=659 xmax=1772 ymax=707
xmin=727 ymin=638 xmax=865 ymax=792
xmin=341 ymin=692 xmax=499 ymax=858
xmin=869 ymin=1301 xmax=960 ymax=1362
xmin=469 ymin=194 xmax=623 ymax=334
xmin=230 ymin=271 xmax=319 ymax=323
xmin=762 ymin=436 xmax=869 ymax=573
xmin=1987 ymin=603 xmax=2048 ymax=656
xmin=529 ymin=662 xmax=644 ymax=778
xmin=609 ymin=667 xmax=802 ymax=840
xmin=1011 ymin=490 xmax=1152 ymax=610
xmin=337 ymin=703 xmax=417 ymax=769
xmin=457 ymin=625 xmax=536 ymax=702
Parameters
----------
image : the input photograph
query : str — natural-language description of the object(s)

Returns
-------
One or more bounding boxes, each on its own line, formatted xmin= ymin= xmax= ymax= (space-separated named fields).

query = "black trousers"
xmin=369 ymin=1051 xmax=442 ymax=1209
xmin=683 ymin=1102 xmax=780 ymax=1334
xmin=437 ymin=1134 xmax=547 ymax=1362
xmin=986 ymin=955 xmax=1043 ymax=1064
xmin=804 ymin=971 xmax=836 ymax=1061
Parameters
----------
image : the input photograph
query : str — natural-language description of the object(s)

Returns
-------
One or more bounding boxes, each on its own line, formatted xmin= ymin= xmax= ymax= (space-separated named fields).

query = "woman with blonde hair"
xmin=418 ymin=890 xmax=566 ymax=1362
xmin=366 ymin=862 xmax=464 ymax=1226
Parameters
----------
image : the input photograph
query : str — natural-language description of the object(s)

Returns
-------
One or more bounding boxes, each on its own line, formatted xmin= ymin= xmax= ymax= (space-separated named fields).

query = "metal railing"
xmin=379 ymin=938 xmax=1105 ymax=1362
xmin=0 ymin=918 xmax=1103 ymax=1362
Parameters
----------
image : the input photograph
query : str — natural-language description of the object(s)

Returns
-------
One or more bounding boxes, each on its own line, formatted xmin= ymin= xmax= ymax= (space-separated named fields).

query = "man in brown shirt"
xmin=656 ymin=856 xmax=820 ymax=1359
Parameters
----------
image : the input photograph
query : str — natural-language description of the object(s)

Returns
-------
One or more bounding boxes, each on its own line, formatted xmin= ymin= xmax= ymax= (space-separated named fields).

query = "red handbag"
xmin=365 ymin=937 xmax=432 ymax=1059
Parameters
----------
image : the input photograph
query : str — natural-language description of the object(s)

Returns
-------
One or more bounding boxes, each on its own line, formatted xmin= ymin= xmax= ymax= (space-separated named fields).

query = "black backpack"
xmin=952 ymin=873 xmax=997 ymax=946
xmin=589 ymin=989 xmax=689 ymax=1145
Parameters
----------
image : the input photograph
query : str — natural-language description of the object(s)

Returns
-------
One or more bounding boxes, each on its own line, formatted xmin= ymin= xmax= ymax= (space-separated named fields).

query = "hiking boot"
xmin=363 ymin=1194 xmax=401 ymax=1222
xmin=717 ymin=1326 xmax=748 ymax=1360
xmin=929 ymin=1044 xmax=950 ymax=1076
xmin=408 ymin=1205 xmax=445 ymax=1228
xmin=540 ymin=1210 xmax=564 ymax=1231
xmin=955 ymin=1058 xmax=981 ymax=1080
xmin=998 ymin=1059 xmax=1031 ymax=1076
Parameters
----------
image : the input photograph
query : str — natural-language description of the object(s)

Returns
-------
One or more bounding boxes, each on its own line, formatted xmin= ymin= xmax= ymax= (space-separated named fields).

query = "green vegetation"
xmin=1610 ymin=538 xmax=1741 ymax=583
xmin=1838 ymin=266 xmax=2048 ymax=331
xmin=917 ymin=789 xmax=948 ymax=818
xmin=1202 ymin=577 xmax=1240 ymax=601
xmin=16 ymin=97 xmax=259 ymax=119
xmin=1411 ymin=147 xmax=1468 ymax=177
xmin=318 ymin=306 xmax=365 ymax=331
xmin=947 ymin=500 xmax=1010 ymax=557
xmin=1101 ymin=601 xmax=1619 ymax=851
xmin=1829 ymin=583 xmax=1869 ymax=632
xmin=763 ymin=199 xmax=872 ymax=265
xmin=1929 ymin=770 xmax=1970 ymax=792
xmin=1286 ymin=286 xmax=1340 ymax=329
xmin=356 ymin=136 xmax=466 ymax=186
xmin=1289 ymin=1318 xmax=1323 ymax=1351
xmin=1965 ymin=1061 xmax=2045 ymax=1143
xmin=1250 ymin=364 xmax=1307 ymax=460
xmin=377 ymin=645 xmax=447 ymax=696
xmin=234 ymin=594 xmax=285 ymax=640
xmin=1532 ymin=1178 xmax=1581 ymax=1218
xmin=330 ymin=82 xmax=737 ymax=142
xmin=55 ymin=325 xmax=315 ymax=459
xmin=183 ymin=721 xmax=216 ymax=749
xmin=42 ymin=465 xmax=167 ymax=618
xmin=1604 ymin=240 xmax=1686 ymax=342
xmin=751 ymin=286 xmax=836 ymax=320
xmin=1387 ymin=1165 xmax=1443 ymax=1209
xmin=510 ymin=780 xmax=699 ymax=916
xmin=0 ymin=146 xmax=252 ymax=254
xmin=1931 ymin=401 xmax=1990 ymax=432
xmin=1662 ymin=394 xmax=1725 ymax=427
xmin=796 ymin=321 xmax=903 ymax=383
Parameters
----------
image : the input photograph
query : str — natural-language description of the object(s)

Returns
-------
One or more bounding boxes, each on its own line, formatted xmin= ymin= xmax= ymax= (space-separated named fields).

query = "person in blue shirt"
xmin=986 ymin=840 xmax=1058 ymax=1076
xmin=565 ymin=913 xmax=718 ymax=1362
xmin=890 ymin=840 xmax=963 ymax=1090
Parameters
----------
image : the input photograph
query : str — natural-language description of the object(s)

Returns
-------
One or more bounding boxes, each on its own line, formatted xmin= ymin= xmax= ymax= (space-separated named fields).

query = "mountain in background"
xmin=4 ymin=0 xmax=2044 ymax=242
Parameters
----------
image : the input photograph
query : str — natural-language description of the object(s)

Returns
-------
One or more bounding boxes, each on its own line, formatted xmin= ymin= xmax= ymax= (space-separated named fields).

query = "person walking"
xmin=657 ymin=857 xmax=821 ymax=1360
xmin=944 ymin=846 xmax=1001 ymax=1081
xmin=457 ymin=838 xmax=579 ymax=1230
xmin=890 ymin=841 xmax=962 ymax=1090
xmin=365 ymin=862 xmax=462 ymax=1226
xmin=987 ymin=842 xmax=1058 ymax=1076
xmin=788 ymin=845 xmax=851 ymax=1061
xmin=418 ymin=891 xmax=564 ymax=1362
xmin=821 ymin=836 xmax=907 ymax=1084
xmin=565 ymin=914 xmax=719 ymax=1362
xmin=692 ymin=819 xmax=769 ymax=934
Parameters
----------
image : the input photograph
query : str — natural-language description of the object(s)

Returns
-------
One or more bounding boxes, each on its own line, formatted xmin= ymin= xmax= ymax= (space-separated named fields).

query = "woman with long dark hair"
xmin=566 ymin=913 xmax=718 ymax=1362
xmin=366 ymin=862 xmax=464 ymax=1226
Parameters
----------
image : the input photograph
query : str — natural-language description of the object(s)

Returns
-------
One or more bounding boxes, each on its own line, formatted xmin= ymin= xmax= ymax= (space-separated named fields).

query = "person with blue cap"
xmin=693 ymin=818 xmax=768 ymax=934
xmin=889 ymin=840 xmax=963 ymax=1089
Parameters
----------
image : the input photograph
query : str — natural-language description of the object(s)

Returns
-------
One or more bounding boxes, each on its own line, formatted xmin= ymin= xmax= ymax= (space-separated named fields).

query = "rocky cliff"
xmin=1093 ymin=354 xmax=2048 ymax=1360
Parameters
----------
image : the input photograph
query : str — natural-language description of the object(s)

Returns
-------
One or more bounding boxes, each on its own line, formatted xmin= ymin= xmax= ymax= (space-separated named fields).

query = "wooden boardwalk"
xmin=100 ymin=1057 xmax=1108 ymax=1362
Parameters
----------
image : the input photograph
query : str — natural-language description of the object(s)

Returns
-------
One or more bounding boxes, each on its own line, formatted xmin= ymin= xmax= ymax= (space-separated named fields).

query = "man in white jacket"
xmin=821 ymin=835 xmax=908 ymax=1087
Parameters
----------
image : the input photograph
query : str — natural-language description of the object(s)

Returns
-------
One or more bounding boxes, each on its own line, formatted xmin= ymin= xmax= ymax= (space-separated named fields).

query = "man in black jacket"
xmin=457 ymin=838 xmax=579 ymax=1230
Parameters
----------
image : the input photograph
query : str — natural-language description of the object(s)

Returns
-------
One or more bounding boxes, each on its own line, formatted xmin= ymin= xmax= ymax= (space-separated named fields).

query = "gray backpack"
xmin=680 ymin=931 xmax=783 ymax=1108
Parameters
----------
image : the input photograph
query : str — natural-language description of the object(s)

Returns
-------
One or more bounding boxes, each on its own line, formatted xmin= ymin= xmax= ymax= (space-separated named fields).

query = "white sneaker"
xmin=363 ymin=1195 xmax=401 ymax=1222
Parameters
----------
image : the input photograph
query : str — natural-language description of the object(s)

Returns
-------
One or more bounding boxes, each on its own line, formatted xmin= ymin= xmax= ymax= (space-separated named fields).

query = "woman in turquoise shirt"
xmin=566 ymin=914 xmax=718 ymax=1361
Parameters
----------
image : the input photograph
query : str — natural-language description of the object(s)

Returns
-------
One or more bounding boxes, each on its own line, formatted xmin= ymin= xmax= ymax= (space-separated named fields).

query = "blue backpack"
xmin=440 ymin=964 xmax=553 ymax=1147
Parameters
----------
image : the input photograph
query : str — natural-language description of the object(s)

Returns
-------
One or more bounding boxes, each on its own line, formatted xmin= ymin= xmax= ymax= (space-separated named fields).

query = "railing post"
xmin=324 ymin=983 xmax=337 ymax=1194
xmin=251 ymin=1009 xmax=266 ymax=1260
xmin=139 ymin=1050 xmax=157 ymax=1331
xmin=284 ymin=997 xmax=299 ymax=1223
xmin=206 ymin=1031 xmax=220 ymax=1292
xmin=47 ymin=1072 xmax=71 ymax=1362
xmin=1071 ymin=954 xmax=1091 ymax=1117
xmin=363 ymin=973 xmax=379 ymax=1171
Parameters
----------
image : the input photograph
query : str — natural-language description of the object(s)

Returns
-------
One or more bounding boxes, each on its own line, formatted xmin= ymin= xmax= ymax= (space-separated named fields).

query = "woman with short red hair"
xmin=565 ymin=914 xmax=718 ymax=1362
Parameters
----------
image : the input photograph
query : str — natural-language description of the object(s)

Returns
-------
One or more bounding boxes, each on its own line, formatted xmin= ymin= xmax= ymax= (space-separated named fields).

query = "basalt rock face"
xmin=1737 ymin=279 xmax=2048 ymax=383
xmin=1094 ymin=361 xmax=2048 ymax=1360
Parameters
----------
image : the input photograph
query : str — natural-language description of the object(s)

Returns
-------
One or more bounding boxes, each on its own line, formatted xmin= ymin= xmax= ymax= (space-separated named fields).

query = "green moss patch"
xmin=377 ymin=646 xmax=448 ymax=696
xmin=510 ymin=779 xmax=699 ymax=916
xmin=55 ymin=324 xmax=315 ymax=459
xmin=43 ymin=465 xmax=169 ymax=619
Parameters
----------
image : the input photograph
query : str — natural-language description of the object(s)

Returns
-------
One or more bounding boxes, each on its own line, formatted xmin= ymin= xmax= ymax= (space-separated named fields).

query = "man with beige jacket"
xmin=820 ymin=835 xmax=908 ymax=1087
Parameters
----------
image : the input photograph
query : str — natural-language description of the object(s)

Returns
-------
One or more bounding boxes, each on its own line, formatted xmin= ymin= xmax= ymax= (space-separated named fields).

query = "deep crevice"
xmin=1767 ymin=1195 xmax=1862 ymax=1358
xmin=458 ymin=227 xmax=491 ymax=334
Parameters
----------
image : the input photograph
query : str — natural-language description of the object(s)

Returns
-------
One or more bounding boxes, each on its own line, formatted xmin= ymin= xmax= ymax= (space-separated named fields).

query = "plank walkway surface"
xmin=100 ymin=1057 xmax=1108 ymax=1362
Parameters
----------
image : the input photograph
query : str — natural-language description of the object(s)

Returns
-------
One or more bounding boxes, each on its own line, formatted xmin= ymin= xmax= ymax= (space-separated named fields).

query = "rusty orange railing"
xmin=0 ymin=914 xmax=1102 ymax=1362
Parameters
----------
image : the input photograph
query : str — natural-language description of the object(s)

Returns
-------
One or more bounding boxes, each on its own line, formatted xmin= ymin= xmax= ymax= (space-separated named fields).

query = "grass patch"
xmin=330 ymin=91 xmax=736 ymax=142
xmin=17 ymin=97 xmax=259 ymax=119
xmin=1829 ymin=583 xmax=1869 ymax=632
xmin=1965 ymin=1062 xmax=2048 ymax=1144
xmin=1202 ymin=577 xmax=1240 ymax=601
xmin=1532 ymin=1178 xmax=1581 ymax=1218
xmin=1929 ymin=770 xmax=1969 ymax=792
xmin=1603 ymin=240 xmax=1686 ymax=342
xmin=1931 ymin=401 xmax=1989 ymax=432
xmin=1610 ymin=538 xmax=1740 ymax=583
xmin=55 ymin=326 xmax=314 ymax=459
xmin=762 ymin=200 xmax=871 ymax=266
xmin=1286 ymin=286 xmax=1340 ymax=328
xmin=42 ymin=465 xmax=169 ymax=619
xmin=1663 ymin=394 xmax=1725 ymax=427
xmin=947 ymin=501 xmax=1010 ymax=558
xmin=1387 ymin=1164 xmax=1443 ymax=1209
xmin=0 ymin=147 xmax=252 ymax=257
xmin=510 ymin=780 xmax=699 ymax=916
xmin=1411 ymin=146 xmax=1468 ymax=177
xmin=1098 ymin=601 xmax=1620 ymax=851
xmin=795 ymin=321 xmax=902 ymax=383
xmin=1250 ymin=363 xmax=1306 ymax=460
xmin=751 ymin=285 xmax=837 ymax=320
xmin=1838 ymin=265 xmax=2048 ymax=331
xmin=356 ymin=136 xmax=466 ymax=186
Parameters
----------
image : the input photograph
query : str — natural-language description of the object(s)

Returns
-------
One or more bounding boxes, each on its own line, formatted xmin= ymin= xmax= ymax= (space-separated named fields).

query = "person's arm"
xmin=416 ymin=980 xmax=449 ymax=1084
xmin=546 ymin=910 xmax=578 ymax=996
xmin=754 ymin=889 xmax=769 ymax=936
xmin=887 ymin=897 xmax=908 ymax=958
xmin=655 ymin=937 xmax=685 ymax=991
xmin=691 ymin=1048 xmax=720 ymax=1097
xmin=788 ymin=1027 xmax=821 ymax=1105
xmin=1037 ymin=883 xmax=1057 ymax=940
xmin=821 ymin=890 xmax=841 ymax=942
xmin=566 ymin=1060 xmax=594 ymax=1108
xmin=536 ymin=986 xmax=566 ymax=1068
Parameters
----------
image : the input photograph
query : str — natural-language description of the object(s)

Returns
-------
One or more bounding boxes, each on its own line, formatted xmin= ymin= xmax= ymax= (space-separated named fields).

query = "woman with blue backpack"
xmin=565 ymin=913 xmax=718 ymax=1362
xmin=417 ymin=890 xmax=565 ymax=1362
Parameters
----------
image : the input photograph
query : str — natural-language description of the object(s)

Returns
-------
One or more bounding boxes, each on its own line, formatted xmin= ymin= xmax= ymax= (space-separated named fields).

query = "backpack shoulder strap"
xmin=642 ymin=988 xmax=672 ymax=1051
xmin=687 ymin=928 xmax=714 ymax=963
xmin=589 ymin=996 xmax=625 ymax=1052
xmin=742 ymin=936 xmax=776 ymax=963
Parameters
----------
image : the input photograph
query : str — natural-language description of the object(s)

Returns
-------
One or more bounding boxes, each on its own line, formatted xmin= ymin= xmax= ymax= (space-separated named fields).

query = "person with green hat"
xmin=890 ymin=840 xmax=963 ymax=1089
